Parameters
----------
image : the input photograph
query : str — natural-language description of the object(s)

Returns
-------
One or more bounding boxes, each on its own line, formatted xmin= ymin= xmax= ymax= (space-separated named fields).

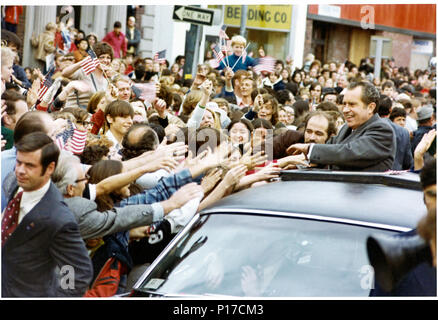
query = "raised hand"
xmin=153 ymin=98 xmax=167 ymax=118
xmin=201 ymin=168 xmax=223 ymax=194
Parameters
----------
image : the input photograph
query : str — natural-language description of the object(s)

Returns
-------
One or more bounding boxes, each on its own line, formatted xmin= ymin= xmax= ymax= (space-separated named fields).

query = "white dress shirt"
xmin=18 ymin=179 xmax=51 ymax=224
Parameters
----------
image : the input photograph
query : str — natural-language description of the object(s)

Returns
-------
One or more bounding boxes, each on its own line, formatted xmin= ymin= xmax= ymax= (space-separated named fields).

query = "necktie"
xmin=2 ymin=191 xmax=24 ymax=247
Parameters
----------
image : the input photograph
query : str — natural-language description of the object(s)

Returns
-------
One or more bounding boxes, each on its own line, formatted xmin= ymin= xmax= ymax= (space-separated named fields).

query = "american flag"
xmin=221 ymin=39 xmax=232 ymax=53
xmin=37 ymin=67 xmax=55 ymax=101
xmin=67 ymin=128 xmax=88 ymax=155
xmin=55 ymin=120 xmax=75 ymax=150
xmin=212 ymin=44 xmax=225 ymax=65
xmin=154 ymin=49 xmax=166 ymax=64
xmin=55 ymin=121 xmax=88 ymax=155
xmin=253 ymin=56 xmax=276 ymax=74
xmin=80 ymin=49 xmax=100 ymax=75
xmin=219 ymin=24 xmax=229 ymax=40
xmin=242 ymin=47 xmax=247 ymax=64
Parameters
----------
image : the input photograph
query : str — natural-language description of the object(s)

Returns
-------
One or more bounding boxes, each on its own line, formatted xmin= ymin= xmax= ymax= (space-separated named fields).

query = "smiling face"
xmin=229 ymin=122 xmax=250 ymax=145
xmin=342 ymin=86 xmax=375 ymax=130
xmin=232 ymin=43 xmax=245 ymax=57
xmin=200 ymin=109 xmax=215 ymax=128
xmin=107 ymin=114 xmax=133 ymax=137
xmin=258 ymin=101 xmax=273 ymax=122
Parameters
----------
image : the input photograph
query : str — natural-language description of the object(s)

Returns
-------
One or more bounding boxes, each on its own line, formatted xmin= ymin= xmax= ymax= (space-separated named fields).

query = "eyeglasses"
xmin=75 ymin=174 xmax=89 ymax=184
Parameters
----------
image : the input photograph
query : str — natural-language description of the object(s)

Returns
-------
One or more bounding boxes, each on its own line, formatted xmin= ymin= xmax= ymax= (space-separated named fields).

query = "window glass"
xmin=140 ymin=213 xmax=397 ymax=297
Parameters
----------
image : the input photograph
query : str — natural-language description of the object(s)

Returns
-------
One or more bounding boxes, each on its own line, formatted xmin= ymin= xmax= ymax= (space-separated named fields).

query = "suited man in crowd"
xmin=288 ymin=81 xmax=395 ymax=171
xmin=377 ymin=94 xmax=413 ymax=170
xmin=2 ymin=132 xmax=92 ymax=297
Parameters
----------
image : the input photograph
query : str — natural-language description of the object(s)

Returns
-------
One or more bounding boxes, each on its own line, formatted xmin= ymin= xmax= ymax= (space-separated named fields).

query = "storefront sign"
xmin=318 ymin=5 xmax=341 ymax=19
xmin=224 ymin=5 xmax=292 ymax=31
xmin=412 ymin=40 xmax=434 ymax=54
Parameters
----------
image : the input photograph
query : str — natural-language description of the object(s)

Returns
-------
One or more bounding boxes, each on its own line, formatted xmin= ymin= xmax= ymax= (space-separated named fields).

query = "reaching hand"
xmin=286 ymin=143 xmax=310 ymax=156
xmin=253 ymin=162 xmax=281 ymax=180
xmin=153 ymin=98 xmax=167 ymax=118
xmin=166 ymin=183 xmax=204 ymax=211
xmin=199 ymin=79 xmax=213 ymax=98
xmin=415 ymin=129 xmax=436 ymax=158
xmin=239 ymin=149 xmax=268 ymax=171
xmin=223 ymin=164 xmax=247 ymax=188
xmin=201 ymin=168 xmax=223 ymax=194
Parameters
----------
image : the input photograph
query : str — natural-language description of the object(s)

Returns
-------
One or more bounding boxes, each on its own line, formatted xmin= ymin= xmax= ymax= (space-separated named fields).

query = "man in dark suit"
xmin=377 ymin=94 xmax=413 ymax=170
xmin=288 ymin=81 xmax=396 ymax=172
xmin=2 ymin=132 xmax=92 ymax=297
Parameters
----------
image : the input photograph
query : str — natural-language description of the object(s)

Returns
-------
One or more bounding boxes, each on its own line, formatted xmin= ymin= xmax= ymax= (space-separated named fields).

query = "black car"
xmin=129 ymin=170 xmax=427 ymax=297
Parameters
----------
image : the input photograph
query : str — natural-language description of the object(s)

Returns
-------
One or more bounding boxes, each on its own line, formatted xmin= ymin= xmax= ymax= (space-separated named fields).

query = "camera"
xmin=366 ymin=233 xmax=433 ymax=292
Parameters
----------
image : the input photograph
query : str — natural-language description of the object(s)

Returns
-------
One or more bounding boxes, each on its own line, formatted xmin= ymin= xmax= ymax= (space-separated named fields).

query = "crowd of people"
xmin=1 ymin=8 xmax=436 ymax=297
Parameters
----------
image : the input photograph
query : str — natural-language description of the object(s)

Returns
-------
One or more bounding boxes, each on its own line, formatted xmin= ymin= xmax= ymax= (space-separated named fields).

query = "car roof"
xmin=200 ymin=170 xmax=427 ymax=231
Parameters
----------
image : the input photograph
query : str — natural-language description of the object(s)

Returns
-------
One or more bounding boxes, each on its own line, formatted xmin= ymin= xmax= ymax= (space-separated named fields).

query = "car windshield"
xmin=139 ymin=213 xmax=397 ymax=297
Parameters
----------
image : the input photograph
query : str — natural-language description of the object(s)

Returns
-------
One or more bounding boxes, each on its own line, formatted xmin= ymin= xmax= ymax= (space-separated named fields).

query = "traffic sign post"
xmin=173 ymin=5 xmax=215 ymax=26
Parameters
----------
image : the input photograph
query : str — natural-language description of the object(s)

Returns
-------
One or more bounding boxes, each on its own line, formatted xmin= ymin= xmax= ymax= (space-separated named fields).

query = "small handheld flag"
xmin=80 ymin=49 xmax=100 ymax=75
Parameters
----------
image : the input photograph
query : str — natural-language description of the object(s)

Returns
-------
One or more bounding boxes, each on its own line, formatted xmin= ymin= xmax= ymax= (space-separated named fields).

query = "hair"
xmin=259 ymin=93 xmax=279 ymax=125
xmin=382 ymin=80 xmax=395 ymax=90
xmin=148 ymin=122 xmax=166 ymax=143
xmin=377 ymin=94 xmax=393 ymax=116
xmin=15 ymin=132 xmax=60 ymax=174
xmin=13 ymin=111 xmax=51 ymax=144
xmin=87 ymin=91 xmax=106 ymax=114
xmin=398 ymin=99 xmax=412 ymax=111
xmin=93 ymin=42 xmax=114 ymax=60
xmin=227 ymin=118 xmax=254 ymax=135
xmin=75 ymin=38 xmax=89 ymax=51
xmin=303 ymin=110 xmax=337 ymax=139
xmin=348 ymin=81 xmax=380 ymax=113
xmin=87 ymin=160 xmax=123 ymax=211
xmin=104 ymin=100 xmax=134 ymax=127
xmin=52 ymin=151 xmax=81 ymax=194
xmin=285 ymin=82 xmax=298 ymax=97
xmin=275 ymin=89 xmax=293 ymax=105
xmin=121 ymin=123 xmax=159 ymax=160
xmin=1 ymin=90 xmax=26 ymax=122
xmin=45 ymin=22 xmax=56 ymax=31
xmin=181 ymin=90 xmax=203 ymax=116
xmin=316 ymin=101 xmax=338 ymax=112
xmin=157 ymin=84 xmax=173 ymax=108
xmin=112 ymin=74 xmax=131 ymax=86
xmin=1 ymin=29 xmax=22 ymax=50
xmin=212 ymin=98 xmax=230 ymax=113
xmin=62 ymin=107 xmax=89 ymax=123
xmin=86 ymin=34 xmax=98 ymax=43
xmin=231 ymin=35 xmax=246 ymax=47
xmin=191 ymin=127 xmax=228 ymax=155
xmin=79 ymin=144 xmax=110 ymax=165
xmin=114 ymin=21 xmax=122 ymax=29
xmin=252 ymin=118 xmax=273 ymax=130
xmin=389 ymin=107 xmax=407 ymax=121
xmin=232 ymin=70 xmax=251 ymax=88
xmin=420 ymin=158 xmax=436 ymax=189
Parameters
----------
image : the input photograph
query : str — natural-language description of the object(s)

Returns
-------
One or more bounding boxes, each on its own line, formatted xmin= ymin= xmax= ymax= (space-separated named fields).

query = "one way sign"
xmin=172 ymin=5 xmax=215 ymax=26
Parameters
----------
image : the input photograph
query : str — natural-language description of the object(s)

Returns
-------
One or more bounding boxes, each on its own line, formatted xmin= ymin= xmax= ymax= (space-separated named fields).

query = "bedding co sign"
xmin=224 ymin=5 xmax=292 ymax=31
